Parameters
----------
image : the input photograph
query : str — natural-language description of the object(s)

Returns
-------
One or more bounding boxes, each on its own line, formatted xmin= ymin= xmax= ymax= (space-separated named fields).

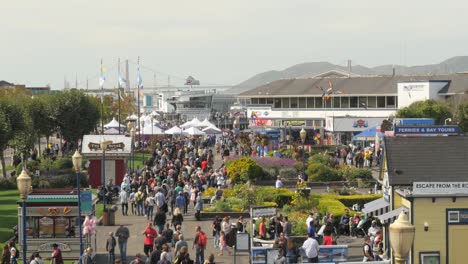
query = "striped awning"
xmin=362 ymin=197 xmax=390 ymax=217
xmin=378 ymin=207 xmax=409 ymax=224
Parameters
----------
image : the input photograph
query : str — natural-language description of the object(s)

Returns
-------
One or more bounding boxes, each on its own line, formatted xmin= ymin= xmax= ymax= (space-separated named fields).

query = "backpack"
xmin=136 ymin=192 xmax=143 ymax=201
xmin=197 ymin=231 xmax=207 ymax=248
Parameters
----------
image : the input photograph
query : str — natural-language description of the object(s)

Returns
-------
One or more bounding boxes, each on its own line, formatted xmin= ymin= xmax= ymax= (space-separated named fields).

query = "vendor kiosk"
xmin=17 ymin=189 xmax=96 ymax=260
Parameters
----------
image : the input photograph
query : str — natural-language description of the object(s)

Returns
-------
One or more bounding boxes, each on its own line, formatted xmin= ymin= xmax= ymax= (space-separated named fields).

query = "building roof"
xmin=238 ymin=74 xmax=468 ymax=97
xmin=384 ymin=137 xmax=468 ymax=185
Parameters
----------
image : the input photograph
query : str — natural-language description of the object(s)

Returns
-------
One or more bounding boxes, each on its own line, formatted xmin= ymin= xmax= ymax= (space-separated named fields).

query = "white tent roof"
xmin=164 ymin=126 xmax=183 ymax=135
xmin=125 ymin=114 xmax=138 ymax=122
xmin=104 ymin=118 xmax=124 ymax=129
xmin=141 ymin=125 xmax=165 ymax=135
xmin=202 ymin=125 xmax=221 ymax=134
xmin=199 ymin=118 xmax=215 ymax=127
xmin=104 ymin=128 xmax=120 ymax=134
xmin=150 ymin=111 xmax=160 ymax=117
xmin=183 ymin=127 xmax=206 ymax=136
xmin=190 ymin=117 xmax=201 ymax=126
xmin=180 ymin=120 xmax=193 ymax=128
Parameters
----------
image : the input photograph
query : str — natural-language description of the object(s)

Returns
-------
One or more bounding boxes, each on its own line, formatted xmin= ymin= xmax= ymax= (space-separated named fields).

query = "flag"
xmin=118 ymin=71 xmax=127 ymax=88
xmin=99 ymin=63 xmax=106 ymax=103
xmin=136 ymin=64 xmax=143 ymax=96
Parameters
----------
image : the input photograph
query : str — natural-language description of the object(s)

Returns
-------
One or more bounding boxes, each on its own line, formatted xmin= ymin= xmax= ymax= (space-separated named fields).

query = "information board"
xmin=394 ymin=125 xmax=459 ymax=135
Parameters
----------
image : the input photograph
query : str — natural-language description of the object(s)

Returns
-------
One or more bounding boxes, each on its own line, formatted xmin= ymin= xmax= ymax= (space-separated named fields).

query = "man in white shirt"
xmin=275 ymin=177 xmax=284 ymax=188
xmin=119 ymin=187 xmax=129 ymax=216
xmin=305 ymin=212 xmax=314 ymax=228
xmin=301 ymin=233 xmax=319 ymax=263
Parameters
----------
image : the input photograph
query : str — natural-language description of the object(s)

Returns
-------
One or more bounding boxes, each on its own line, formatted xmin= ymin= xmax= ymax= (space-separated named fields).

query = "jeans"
xmin=108 ymin=251 xmax=115 ymax=264
xmin=119 ymin=240 xmax=127 ymax=263
xmin=157 ymin=224 xmax=164 ymax=234
xmin=136 ymin=201 xmax=144 ymax=216
xmin=195 ymin=248 xmax=204 ymax=264
xmin=214 ymin=231 xmax=220 ymax=248
xmin=147 ymin=206 xmax=154 ymax=220
xmin=121 ymin=202 xmax=128 ymax=215
xmin=131 ymin=202 xmax=136 ymax=215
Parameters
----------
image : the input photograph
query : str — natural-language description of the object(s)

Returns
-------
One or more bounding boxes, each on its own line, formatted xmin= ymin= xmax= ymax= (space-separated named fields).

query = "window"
xmin=307 ymin=97 xmax=315 ymax=108
xmin=386 ymin=96 xmax=396 ymax=108
xmin=358 ymin=97 xmax=367 ymax=108
xmin=266 ymin=98 xmax=274 ymax=105
xmin=282 ymin=98 xmax=290 ymax=108
xmin=315 ymin=97 xmax=323 ymax=108
xmin=340 ymin=97 xmax=349 ymax=108
xmin=251 ymin=98 xmax=259 ymax=104
xmin=274 ymin=98 xmax=281 ymax=108
xmin=324 ymin=98 xmax=332 ymax=108
xmin=298 ymin=98 xmax=306 ymax=108
xmin=350 ymin=97 xmax=358 ymax=108
xmin=259 ymin=98 xmax=266 ymax=104
xmin=290 ymin=98 xmax=298 ymax=108
xmin=26 ymin=216 xmax=82 ymax=239
xmin=367 ymin=96 xmax=377 ymax=108
xmin=333 ymin=97 xmax=340 ymax=108
xmin=377 ymin=96 xmax=386 ymax=108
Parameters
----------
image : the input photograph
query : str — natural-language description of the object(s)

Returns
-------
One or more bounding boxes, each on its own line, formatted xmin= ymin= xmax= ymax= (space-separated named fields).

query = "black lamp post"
xmin=17 ymin=165 xmax=31 ymax=264
xmin=300 ymin=127 xmax=307 ymax=180
xmin=72 ymin=150 xmax=83 ymax=263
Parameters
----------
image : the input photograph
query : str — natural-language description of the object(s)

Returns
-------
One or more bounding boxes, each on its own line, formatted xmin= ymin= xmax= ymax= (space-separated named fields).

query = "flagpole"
xmin=137 ymin=56 xmax=141 ymax=158
xmin=118 ymin=58 xmax=121 ymax=135
xmin=101 ymin=59 xmax=104 ymax=135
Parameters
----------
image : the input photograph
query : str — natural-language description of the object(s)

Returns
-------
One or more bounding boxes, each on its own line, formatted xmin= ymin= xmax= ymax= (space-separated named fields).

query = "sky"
xmin=2 ymin=0 xmax=468 ymax=89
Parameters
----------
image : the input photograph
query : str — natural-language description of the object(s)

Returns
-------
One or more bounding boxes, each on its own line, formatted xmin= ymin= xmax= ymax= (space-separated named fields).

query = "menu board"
xmin=39 ymin=217 xmax=53 ymax=238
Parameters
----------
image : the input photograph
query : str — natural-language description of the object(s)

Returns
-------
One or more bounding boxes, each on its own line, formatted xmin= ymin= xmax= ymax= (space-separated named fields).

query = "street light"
xmin=130 ymin=127 xmax=136 ymax=173
xmin=100 ymin=140 xmax=112 ymax=210
xmin=141 ymin=120 xmax=145 ymax=166
xmin=389 ymin=211 xmax=415 ymax=264
xmin=72 ymin=150 xmax=84 ymax=264
xmin=17 ymin=167 xmax=31 ymax=264
xmin=300 ymin=127 xmax=307 ymax=182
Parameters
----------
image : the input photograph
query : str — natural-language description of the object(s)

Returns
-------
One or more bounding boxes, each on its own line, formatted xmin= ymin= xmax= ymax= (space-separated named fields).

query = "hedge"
xmin=334 ymin=194 xmax=383 ymax=208
xmin=226 ymin=157 xmax=264 ymax=183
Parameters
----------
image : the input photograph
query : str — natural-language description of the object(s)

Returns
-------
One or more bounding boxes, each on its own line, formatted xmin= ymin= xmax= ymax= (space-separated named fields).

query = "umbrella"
xmin=183 ymin=127 xmax=206 ymax=136
xmin=202 ymin=125 xmax=221 ymax=134
xmin=164 ymin=126 xmax=183 ymax=135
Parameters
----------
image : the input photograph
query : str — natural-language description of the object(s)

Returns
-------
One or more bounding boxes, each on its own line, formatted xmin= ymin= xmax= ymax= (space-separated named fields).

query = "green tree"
xmin=51 ymin=90 xmax=100 ymax=151
xmin=453 ymin=99 xmax=468 ymax=133
xmin=396 ymin=99 xmax=452 ymax=125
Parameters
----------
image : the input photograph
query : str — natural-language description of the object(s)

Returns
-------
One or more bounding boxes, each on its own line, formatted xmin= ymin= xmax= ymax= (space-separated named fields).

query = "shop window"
xmin=377 ymin=96 xmax=386 ymax=108
xmin=274 ymin=98 xmax=281 ymax=108
xmin=359 ymin=97 xmax=367 ymax=108
xmin=350 ymin=97 xmax=358 ymax=108
xmin=282 ymin=98 xmax=290 ymax=108
xmin=307 ymin=97 xmax=315 ymax=108
xmin=340 ymin=97 xmax=349 ymax=108
xmin=315 ymin=97 xmax=323 ymax=108
xmin=290 ymin=98 xmax=298 ymax=108
xmin=251 ymin=98 xmax=259 ymax=104
xmin=266 ymin=98 xmax=274 ymax=105
xmin=324 ymin=98 xmax=332 ymax=108
xmin=386 ymin=96 xmax=396 ymax=108
xmin=367 ymin=96 xmax=377 ymax=108
xmin=259 ymin=98 xmax=266 ymax=104
xmin=298 ymin=98 xmax=306 ymax=108
xmin=33 ymin=216 xmax=79 ymax=239
xmin=333 ymin=97 xmax=340 ymax=108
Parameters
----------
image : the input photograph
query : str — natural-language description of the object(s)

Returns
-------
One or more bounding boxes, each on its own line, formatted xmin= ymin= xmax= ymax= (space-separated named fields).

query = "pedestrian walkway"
xmin=96 ymin=203 xmax=249 ymax=263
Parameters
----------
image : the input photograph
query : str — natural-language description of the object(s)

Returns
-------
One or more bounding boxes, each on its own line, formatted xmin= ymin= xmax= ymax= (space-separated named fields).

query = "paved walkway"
xmin=96 ymin=204 xmax=249 ymax=263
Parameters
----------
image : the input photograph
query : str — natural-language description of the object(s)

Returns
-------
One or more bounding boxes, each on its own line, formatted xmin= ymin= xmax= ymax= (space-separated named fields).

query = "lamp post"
xmin=72 ymin=150 xmax=83 ymax=263
xmin=130 ymin=128 xmax=136 ymax=173
xmin=300 ymin=127 xmax=307 ymax=181
xmin=101 ymin=140 xmax=111 ymax=210
xmin=141 ymin=120 xmax=145 ymax=165
xmin=17 ymin=167 xmax=31 ymax=264
xmin=389 ymin=211 xmax=415 ymax=264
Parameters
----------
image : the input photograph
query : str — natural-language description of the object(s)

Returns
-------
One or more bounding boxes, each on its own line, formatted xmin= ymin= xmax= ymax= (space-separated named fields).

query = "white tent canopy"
xmin=202 ymin=125 xmax=221 ymax=134
xmin=104 ymin=118 xmax=125 ymax=129
xmin=180 ymin=120 xmax=193 ymax=128
xmin=125 ymin=114 xmax=138 ymax=122
xmin=141 ymin=125 xmax=165 ymax=135
xmin=199 ymin=118 xmax=215 ymax=128
xmin=183 ymin=127 xmax=206 ymax=136
xmin=150 ymin=111 xmax=160 ymax=117
xmin=104 ymin=128 xmax=120 ymax=134
xmin=190 ymin=117 xmax=201 ymax=127
xmin=164 ymin=126 xmax=183 ymax=135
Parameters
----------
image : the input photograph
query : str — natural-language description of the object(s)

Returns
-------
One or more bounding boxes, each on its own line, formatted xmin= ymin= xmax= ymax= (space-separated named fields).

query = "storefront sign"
xmin=249 ymin=119 xmax=274 ymax=127
xmin=80 ymin=191 xmax=92 ymax=214
xmin=37 ymin=242 xmax=72 ymax=252
xmin=413 ymin=182 xmax=468 ymax=195
xmin=394 ymin=125 xmax=459 ymax=135
xmin=329 ymin=117 xmax=385 ymax=132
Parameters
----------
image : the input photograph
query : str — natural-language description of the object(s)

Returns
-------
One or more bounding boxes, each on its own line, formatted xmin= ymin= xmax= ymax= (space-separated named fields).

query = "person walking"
xmin=363 ymin=236 xmax=375 ymax=262
xmin=146 ymin=194 xmax=155 ymax=220
xmin=173 ymin=235 xmax=188 ymax=257
xmin=120 ymin=187 xmax=129 ymax=216
xmin=153 ymin=208 xmax=167 ymax=234
xmin=135 ymin=188 xmax=145 ymax=216
xmin=301 ymin=233 xmax=319 ymax=263
xmin=192 ymin=226 xmax=207 ymax=264
xmin=172 ymin=208 xmax=184 ymax=228
xmin=115 ymin=225 xmax=130 ymax=264
xmin=129 ymin=253 xmax=143 ymax=264
xmin=194 ymin=193 xmax=203 ymax=221
xmin=51 ymin=243 xmax=64 ymax=264
xmin=29 ymin=252 xmax=44 ymax=264
xmin=211 ymin=216 xmax=221 ymax=248
xmin=142 ymin=223 xmax=158 ymax=258
xmin=106 ymin=231 xmax=117 ymax=264
xmin=217 ymin=231 xmax=231 ymax=256
xmin=82 ymin=248 xmax=93 ymax=264
xmin=175 ymin=192 xmax=186 ymax=213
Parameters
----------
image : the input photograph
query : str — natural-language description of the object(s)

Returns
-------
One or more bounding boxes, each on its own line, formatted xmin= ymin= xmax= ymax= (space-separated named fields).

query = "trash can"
xmin=103 ymin=208 xmax=116 ymax=226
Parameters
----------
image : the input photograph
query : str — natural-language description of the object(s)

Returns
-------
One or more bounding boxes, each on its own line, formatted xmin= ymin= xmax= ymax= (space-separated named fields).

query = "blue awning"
xmin=352 ymin=126 xmax=385 ymax=141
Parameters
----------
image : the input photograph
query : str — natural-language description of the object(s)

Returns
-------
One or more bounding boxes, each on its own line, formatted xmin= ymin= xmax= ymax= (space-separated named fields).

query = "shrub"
xmin=306 ymin=163 xmax=341 ymax=182
xmin=226 ymin=157 xmax=264 ymax=183
xmin=53 ymin=157 xmax=73 ymax=170
xmin=49 ymin=173 xmax=89 ymax=188
xmin=337 ymin=167 xmax=373 ymax=181
xmin=317 ymin=198 xmax=348 ymax=223
xmin=16 ymin=160 xmax=41 ymax=176
xmin=203 ymin=187 xmax=216 ymax=197
xmin=263 ymin=167 xmax=279 ymax=179
xmin=308 ymin=153 xmax=338 ymax=168
xmin=287 ymin=211 xmax=309 ymax=236
xmin=279 ymin=168 xmax=297 ymax=179
xmin=0 ymin=177 xmax=17 ymax=190
xmin=335 ymin=194 xmax=383 ymax=208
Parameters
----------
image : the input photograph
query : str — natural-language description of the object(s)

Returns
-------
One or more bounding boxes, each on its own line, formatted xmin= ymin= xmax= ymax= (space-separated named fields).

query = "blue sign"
xmin=394 ymin=118 xmax=435 ymax=126
xmin=394 ymin=125 xmax=459 ymax=135
xmin=318 ymin=245 xmax=348 ymax=263
xmin=80 ymin=191 xmax=92 ymax=213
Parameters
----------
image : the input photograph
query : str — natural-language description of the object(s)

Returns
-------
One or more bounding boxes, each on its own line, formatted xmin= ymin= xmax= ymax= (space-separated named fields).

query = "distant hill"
xmin=227 ymin=56 xmax=468 ymax=94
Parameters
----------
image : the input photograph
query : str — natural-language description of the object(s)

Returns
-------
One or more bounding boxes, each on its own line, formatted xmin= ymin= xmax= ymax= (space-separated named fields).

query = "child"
xmin=218 ymin=231 xmax=231 ymax=256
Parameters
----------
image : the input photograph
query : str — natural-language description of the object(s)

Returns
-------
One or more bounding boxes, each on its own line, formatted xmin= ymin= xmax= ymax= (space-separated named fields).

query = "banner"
xmin=394 ymin=125 xmax=459 ymax=135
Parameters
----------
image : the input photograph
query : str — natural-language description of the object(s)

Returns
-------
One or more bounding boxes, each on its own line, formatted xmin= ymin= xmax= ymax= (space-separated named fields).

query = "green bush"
xmin=53 ymin=157 xmax=73 ymax=170
xmin=0 ymin=177 xmax=17 ymax=190
xmin=335 ymin=194 xmax=383 ymax=208
xmin=306 ymin=163 xmax=341 ymax=182
xmin=226 ymin=157 xmax=264 ymax=184
xmin=263 ymin=167 xmax=279 ymax=179
xmin=279 ymin=168 xmax=297 ymax=179
xmin=308 ymin=153 xmax=338 ymax=168
xmin=49 ymin=173 xmax=89 ymax=188
xmin=16 ymin=160 xmax=41 ymax=176
xmin=317 ymin=198 xmax=349 ymax=223
xmin=337 ymin=167 xmax=373 ymax=181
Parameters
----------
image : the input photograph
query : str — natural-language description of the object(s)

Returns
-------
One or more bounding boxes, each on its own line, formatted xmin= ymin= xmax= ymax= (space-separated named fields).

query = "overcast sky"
xmin=2 ymin=0 xmax=467 ymax=89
